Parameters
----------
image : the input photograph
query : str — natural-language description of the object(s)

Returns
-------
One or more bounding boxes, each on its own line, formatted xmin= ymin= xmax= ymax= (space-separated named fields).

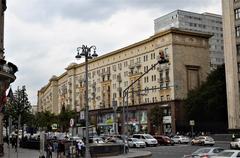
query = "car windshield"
xmin=144 ymin=135 xmax=154 ymax=139
xmin=193 ymin=148 xmax=211 ymax=154
xmin=234 ymin=138 xmax=240 ymax=142
xmin=131 ymin=138 xmax=138 ymax=142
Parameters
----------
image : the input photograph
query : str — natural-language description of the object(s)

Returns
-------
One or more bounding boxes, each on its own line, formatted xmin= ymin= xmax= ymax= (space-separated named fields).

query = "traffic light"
xmin=158 ymin=50 xmax=169 ymax=64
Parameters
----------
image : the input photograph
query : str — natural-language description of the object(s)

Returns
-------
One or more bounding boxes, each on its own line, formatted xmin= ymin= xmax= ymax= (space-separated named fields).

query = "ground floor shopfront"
xmin=89 ymin=100 xmax=187 ymax=135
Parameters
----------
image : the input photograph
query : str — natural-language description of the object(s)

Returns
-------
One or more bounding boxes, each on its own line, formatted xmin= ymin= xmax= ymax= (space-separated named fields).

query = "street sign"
xmin=80 ymin=111 xmax=85 ymax=120
xmin=70 ymin=118 xmax=74 ymax=127
xmin=189 ymin=120 xmax=195 ymax=126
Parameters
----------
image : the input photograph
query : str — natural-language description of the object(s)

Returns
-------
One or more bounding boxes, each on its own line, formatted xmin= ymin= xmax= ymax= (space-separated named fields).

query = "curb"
xmin=100 ymin=151 xmax=152 ymax=158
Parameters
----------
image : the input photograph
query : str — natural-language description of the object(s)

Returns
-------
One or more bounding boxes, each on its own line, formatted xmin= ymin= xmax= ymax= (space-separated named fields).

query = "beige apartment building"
xmin=222 ymin=0 xmax=240 ymax=130
xmin=38 ymin=28 xmax=210 ymax=134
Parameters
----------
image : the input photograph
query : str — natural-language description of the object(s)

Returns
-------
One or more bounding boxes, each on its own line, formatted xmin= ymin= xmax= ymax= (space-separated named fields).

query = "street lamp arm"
xmin=123 ymin=61 xmax=159 ymax=97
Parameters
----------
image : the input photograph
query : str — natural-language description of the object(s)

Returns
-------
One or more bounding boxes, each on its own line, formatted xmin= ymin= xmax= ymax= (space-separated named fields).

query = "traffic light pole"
xmin=122 ymin=58 xmax=168 ymax=153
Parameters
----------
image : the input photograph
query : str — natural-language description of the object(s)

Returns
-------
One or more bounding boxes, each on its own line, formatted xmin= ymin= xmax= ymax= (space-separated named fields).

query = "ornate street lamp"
xmin=0 ymin=1 xmax=18 ymax=157
xmin=75 ymin=45 xmax=98 ymax=158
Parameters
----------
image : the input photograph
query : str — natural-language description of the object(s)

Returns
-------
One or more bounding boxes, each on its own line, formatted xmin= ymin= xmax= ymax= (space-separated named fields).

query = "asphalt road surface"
xmin=132 ymin=141 xmax=229 ymax=158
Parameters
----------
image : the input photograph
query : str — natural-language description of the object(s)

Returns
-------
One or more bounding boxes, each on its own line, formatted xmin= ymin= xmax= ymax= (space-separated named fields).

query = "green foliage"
xmin=184 ymin=65 xmax=227 ymax=123
xmin=57 ymin=105 xmax=76 ymax=132
xmin=3 ymin=86 xmax=32 ymax=137
xmin=150 ymin=106 xmax=163 ymax=134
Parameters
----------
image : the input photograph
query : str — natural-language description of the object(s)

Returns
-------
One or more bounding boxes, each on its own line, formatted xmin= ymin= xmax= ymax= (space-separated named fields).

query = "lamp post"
xmin=122 ymin=51 xmax=169 ymax=153
xmin=75 ymin=45 xmax=98 ymax=158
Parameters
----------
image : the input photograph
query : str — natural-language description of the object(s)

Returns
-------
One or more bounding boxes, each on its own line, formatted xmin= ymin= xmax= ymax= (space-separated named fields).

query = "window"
xmin=137 ymin=57 xmax=141 ymax=62
xmin=237 ymin=45 xmax=240 ymax=55
xmin=238 ymin=62 xmax=240 ymax=73
xmin=160 ymin=96 xmax=164 ymax=101
xmin=151 ymin=53 xmax=155 ymax=60
xmin=166 ymin=69 xmax=170 ymax=81
xmin=236 ymin=8 xmax=240 ymax=19
xmin=143 ymin=55 xmax=148 ymax=62
xmin=124 ymin=71 xmax=128 ymax=77
xmin=160 ymin=71 xmax=163 ymax=82
xmin=113 ymin=74 xmax=116 ymax=80
xmin=118 ymin=63 xmax=122 ymax=70
xmin=236 ymin=26 xmax=240 ymax=37
xmin=167 ymin=95 xmax=170 ymax=101
xmin=112 ymin=65 xmax=116 ymax=71
xmin=124 ymin=61 xmax=128 ymax=67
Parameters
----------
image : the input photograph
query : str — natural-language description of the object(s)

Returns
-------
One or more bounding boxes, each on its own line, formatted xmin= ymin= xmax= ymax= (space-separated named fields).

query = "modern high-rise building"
xmin=38 ymin=28 xmax=211 ymax=135
xmin=154 ymin=10 xmax=224 ymax=69
xmin=222 ymin=0 xmax=240 ymax=130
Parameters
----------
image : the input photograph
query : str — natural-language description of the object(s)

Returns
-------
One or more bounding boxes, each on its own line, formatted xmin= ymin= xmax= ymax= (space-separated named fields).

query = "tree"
xmin=34 ymin=111 xmax=56 ymax=131
xmin=184 ymin=65 xmax=228 ymax=132
xmin=58 ymin=105 xmax=76 ymax=132
xmin=4 ymin=86 xmax=32 ymax=139
xmin=150 ymin=106 xmax=163 ymax=135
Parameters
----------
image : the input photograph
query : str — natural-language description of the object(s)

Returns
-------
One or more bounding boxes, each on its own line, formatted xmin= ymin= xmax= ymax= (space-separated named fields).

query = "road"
xmin=132 ymin=141 xmax=229 ymax=158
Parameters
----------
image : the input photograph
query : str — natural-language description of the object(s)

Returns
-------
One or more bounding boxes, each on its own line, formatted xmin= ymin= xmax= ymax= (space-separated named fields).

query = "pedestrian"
xmin=46 ymin=142 xmax=53 ymax=158
xmin=57 ymin=140 xmax=65 ymax=158
xmin=232 ymin=133 xmax=235 ymax=141
xmin=76 ymin=141 xmax=82 ymax=157
xmin=79 ymin=141 xmax=85 ymax=157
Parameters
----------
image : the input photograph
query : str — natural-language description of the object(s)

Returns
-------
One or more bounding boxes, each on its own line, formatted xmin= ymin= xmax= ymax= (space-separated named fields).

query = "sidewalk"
xmin=2 ymin=143 xmax=151 ymax=158
xmin=2 ymin=143 xmax=57 ymax=158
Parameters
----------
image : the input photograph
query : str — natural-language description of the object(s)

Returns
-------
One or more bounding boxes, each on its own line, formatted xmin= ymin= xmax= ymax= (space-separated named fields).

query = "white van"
xmin=132 ymin=134 xmax=158 ymax=147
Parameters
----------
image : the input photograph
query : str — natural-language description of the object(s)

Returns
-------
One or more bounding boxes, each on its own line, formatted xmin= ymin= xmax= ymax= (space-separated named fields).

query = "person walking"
xmin=46 ymin=142 xmax=53 ymax=158
xmin=76 ymin=141 xmax=82 ymax=157
xmin=57 ymin=140 xmax=65 ymax=158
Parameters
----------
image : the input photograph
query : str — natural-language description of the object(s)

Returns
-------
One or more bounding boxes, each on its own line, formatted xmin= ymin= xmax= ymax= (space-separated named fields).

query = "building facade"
xmin=38 ymin=28 xmax=210 ymax=134
xmin=222 ymin=0 xmax=240 ymax=130
xmin=154 ymin=10 xmax=224 ymax=69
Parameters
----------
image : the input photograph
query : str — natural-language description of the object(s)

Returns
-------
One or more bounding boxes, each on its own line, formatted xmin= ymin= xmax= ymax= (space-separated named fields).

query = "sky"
xmin=4 ymin=0 xmax=222 ymax=105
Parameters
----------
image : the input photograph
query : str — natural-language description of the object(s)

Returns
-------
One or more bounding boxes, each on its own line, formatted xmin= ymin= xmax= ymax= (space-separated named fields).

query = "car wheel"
xmin=178 ymin=140 xmax=181 ymax=144
xmin=133 ymin=144 xmax=136 ymax=148
xmin=191 ymin=142 xmax=194 ymax=145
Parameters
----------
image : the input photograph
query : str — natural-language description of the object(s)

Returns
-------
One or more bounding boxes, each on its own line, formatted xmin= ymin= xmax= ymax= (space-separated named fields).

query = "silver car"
xmin=128 ymin=138 xmax=146 ymax=148
xmin=183 ymin=147 xmax=224 ymax=158
xmin=172 ymin=135 xmax=190 ymax=144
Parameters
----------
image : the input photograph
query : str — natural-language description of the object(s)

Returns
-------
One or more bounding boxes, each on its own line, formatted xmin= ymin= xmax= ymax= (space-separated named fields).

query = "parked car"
xmin=127 ymin=138 xmax=146 ymax=148
xmin=211 ymin=150 xmax=240 ymax=158
xmin=132 ymin=134 xmax=158 ymax=147
xmin=68 ymin=136 xmax=82 ymax=142
xmin=153 ymin=135 xmax=174 ymax=146
xmin=89 ymin=137 xmax=105 ymax=144
xmin=171 ymin=135 xmax=190 ymax=144
xmin=184 ymin=147 xmax=224 ymax=158
xmin=191 ymin=136 xmax=215 ymax=146
xmin=230 ymin=138 xmax=240 ymax=149
xmin=183 ymin=147 xmax=224 ymax=158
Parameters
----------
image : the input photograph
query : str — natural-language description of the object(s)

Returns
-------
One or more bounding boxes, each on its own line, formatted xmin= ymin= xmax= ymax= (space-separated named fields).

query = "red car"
xmin=153 ymin=135 xmax=174 ymax=146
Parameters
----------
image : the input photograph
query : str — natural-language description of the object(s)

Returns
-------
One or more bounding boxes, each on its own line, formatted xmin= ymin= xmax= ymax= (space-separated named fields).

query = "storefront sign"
xmin=163 ymin=116 xmax=172 ymax=124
